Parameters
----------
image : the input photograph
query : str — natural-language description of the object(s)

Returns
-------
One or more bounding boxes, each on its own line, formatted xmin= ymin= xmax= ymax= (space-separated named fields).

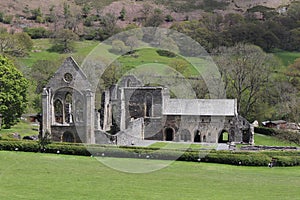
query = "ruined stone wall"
xmin=116 ymin=118 xmax=144 ymax=146
xmin=51 ymin=125 xmax=85 ymax=143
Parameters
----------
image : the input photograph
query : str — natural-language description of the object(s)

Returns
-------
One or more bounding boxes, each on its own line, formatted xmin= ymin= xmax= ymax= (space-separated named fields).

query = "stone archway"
xmin=62 ymin=131 xmax=75 ymax=143
xmin=218 ymin=130 xmax=229 ymax=143
xmin=194 ymin=130 xmax=201 ymax=142
xmin=164 ymin=127 xmax=175 ymax=141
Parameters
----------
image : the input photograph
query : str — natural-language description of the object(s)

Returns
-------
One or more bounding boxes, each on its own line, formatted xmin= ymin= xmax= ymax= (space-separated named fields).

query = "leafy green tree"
xmin=0 ymin=55 xmax=28 ymax=128
xmin=24 ymin=27 xmax=50 ymax=39
xmin=50 ymin=29 xmax=79 ymax=53
xmin=288 ymin=28 xmax=300 ymax=51
xmin=0 ymin=32 xmax=33 ymax=57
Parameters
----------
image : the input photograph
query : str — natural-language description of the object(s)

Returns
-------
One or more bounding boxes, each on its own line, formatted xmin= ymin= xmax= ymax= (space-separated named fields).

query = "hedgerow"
xmin=0 ymin=140 xmax=299 ymax=166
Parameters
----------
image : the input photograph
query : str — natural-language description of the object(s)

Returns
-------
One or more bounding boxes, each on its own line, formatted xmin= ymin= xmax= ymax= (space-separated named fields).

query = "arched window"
xmin=126 ymin=79 xmax=132 ymax=87
xmin=145 ymin=93 xmax=153 ymax=117
xmin=75 ymin=100 xmax=83 ymax=122
xmin=54 ymin=99 xmax=63 ymax=124
xmin=65 ymin=93 xmax=73 ymax=123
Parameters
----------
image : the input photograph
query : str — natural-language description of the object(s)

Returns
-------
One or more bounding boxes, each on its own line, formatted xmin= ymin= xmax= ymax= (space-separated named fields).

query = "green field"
xmin=0 ymin=151 xmax=299 ymax=200
xmin=254 ymin=133 xmax=299 ymax=147
xmin=19 ymin=39 xmax=100 ymax=67
xmin=273 ymin=51 xmax=300 ymax=66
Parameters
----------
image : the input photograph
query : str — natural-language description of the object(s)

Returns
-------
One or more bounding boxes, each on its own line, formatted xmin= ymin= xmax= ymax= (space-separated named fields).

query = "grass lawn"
xmin=0 ymin=120 xmax=38 ymax=138
xmin=254 ymin=133 xmax=299 ymax=147
xmin=0 ymin=151 xmax=299 ymax=200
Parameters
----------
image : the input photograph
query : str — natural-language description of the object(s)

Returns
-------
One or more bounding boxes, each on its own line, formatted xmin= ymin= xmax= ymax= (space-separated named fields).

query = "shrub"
xmin=24 ymin=27 xmax=51 ymax=39
xmin=254 ymin=126 xmax=277 ymax=136
xmin=3 ymin=15 xmax=13 ymax=24
xmin=156 ymin=49 xmax=176 ymax=57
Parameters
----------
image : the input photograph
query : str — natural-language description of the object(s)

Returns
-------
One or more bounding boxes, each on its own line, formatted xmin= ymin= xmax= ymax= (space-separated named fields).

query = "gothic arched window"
xmin=65 ymin=93 xmax=73 ymax=123
xmin=54 ymin=99 xmax=63 ymax=124
xmin=75 ymin=100 xmax=83 ymax=122
xmin=145 ymin=93 xmax=153 ymax=117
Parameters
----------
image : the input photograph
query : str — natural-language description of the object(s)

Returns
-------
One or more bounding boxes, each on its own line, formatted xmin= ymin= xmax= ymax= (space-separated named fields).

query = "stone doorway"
xmin=62 ymin=131 xmax=75 ymax=143
xmin=194 ymin=130 xmax=201 ymax=142
xmin=164 ymin=127 xmax=174 ymax=141
xmin=218 ymin=130 xmax=229 ymax=143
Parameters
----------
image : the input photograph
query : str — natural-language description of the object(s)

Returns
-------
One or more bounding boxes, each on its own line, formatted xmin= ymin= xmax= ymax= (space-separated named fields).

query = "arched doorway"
xmin=194 ymin=130 xmax=201 ymax=142
xmin=145 ymin=93 xmax=153 ymax=117
xmin=164 ymin=127 xmax=174 ymax=141
xmin=218 ymin=130 xmax=229 ymax=143
xmin=62 ymin=131 xmax=75 ymax=143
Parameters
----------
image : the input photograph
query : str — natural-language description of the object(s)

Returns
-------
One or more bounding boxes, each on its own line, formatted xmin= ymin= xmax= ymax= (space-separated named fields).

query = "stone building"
xmin=42 ymin=57 xmax=254 ymax=145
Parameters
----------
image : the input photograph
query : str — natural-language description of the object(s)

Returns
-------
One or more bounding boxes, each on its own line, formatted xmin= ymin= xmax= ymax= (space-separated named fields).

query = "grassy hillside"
xmin=19 ymin=39 xmax=99 ymax=67
xmin=0 ymin=0 xmax=293 ymax=32
xmin=254 ymin=133 xmax=299 ymax=147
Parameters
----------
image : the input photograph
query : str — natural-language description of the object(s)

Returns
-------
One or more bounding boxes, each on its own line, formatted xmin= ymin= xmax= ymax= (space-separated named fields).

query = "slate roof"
xmin=163 ymin=99 xmax=237 ymax=116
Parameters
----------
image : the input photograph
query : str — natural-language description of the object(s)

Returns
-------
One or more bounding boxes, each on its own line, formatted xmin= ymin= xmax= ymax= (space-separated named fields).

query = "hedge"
xmin=0 ymin=140 xmax=299 ymax=166
xmin=254 ymin=127 xmax=277 ymax=136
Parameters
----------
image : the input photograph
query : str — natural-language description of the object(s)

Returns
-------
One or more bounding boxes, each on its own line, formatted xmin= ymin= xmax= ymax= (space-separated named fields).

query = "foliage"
xmin=3 ymin=15 xmax=13 ymax=24
xmin=255 ymin=127 xmax=300 ymax=145
xmin=119 ymin=6 xmax=126 ymax=21
xmin=110 ymin=39 xmax=129 ymax=54
xmin=0 ymin=140 xmax=299 ymax=166
xmin=0 ymin=32 xmax=33 ymax=57
xmin=254 ymin=127 xmax=276 ymax=136
xmin=49 ymin=29 xmax=79 ymax=53
xmin=156 ymin=49 xmax=176 ymax=58
xmin=144 ymin=8 xmax=164 ymax=27
xmin=0 ymin=55 xmax=28 ymax=128
xmin=96 ymin=13 xmax=120 ymax=41
xmin=200 ymin=0 xmax=229 ymax=12
xmin=24 ymin=27 xmax=51 ymax=39
xmin=213 ymin=43 xmax=276 ymax=118
xmin=82 ymin=4 xmax=91 ymax=18
xmin=30 ymin=7 xmax=43 ymax=20
xmin=38 ymin=130 xmax=51 ymax=151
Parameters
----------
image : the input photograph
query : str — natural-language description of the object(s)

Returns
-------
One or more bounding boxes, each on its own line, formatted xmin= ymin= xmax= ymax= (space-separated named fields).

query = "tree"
xmin=213 ymin=43 xmax=275 ymax=118
xmin=111 ymin=39 xmax=129 ymax=54
xmin=119 ymin=7 xmax=126 ymax=21
xmin=0 ymin=32 xmax=33 ymax=57
xmin=0 ymin=55 xmax=28 ymax=128
xmin=96 ymin=13 xmax=119 ymax=41
xmin=82 ymin=4 xmax=91 ymax=18
xmin=50 ymin=29 xmax=79 ymax=53
xmin=144 ymin=8 xmax=164 ymax=27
